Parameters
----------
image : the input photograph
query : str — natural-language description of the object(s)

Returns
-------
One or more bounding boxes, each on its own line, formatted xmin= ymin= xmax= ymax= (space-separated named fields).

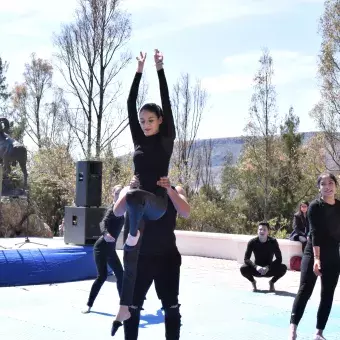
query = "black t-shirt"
xmin=306 ymin=198 xmax=340 ymax=263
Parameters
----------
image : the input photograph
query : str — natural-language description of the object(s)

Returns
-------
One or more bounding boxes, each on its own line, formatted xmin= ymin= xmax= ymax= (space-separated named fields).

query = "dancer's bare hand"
xmin=262 ymin=266 xmax=269 ymax=275
xmin=104 ymin=232 xmax=115 ymax=243
xmin=157 ymin=176 xmax=171 ymax=190
xmin=154 ymin=49 xmax=163 ymax=70
xmin=136 ymin=52 xmax=147 ymax=72
xmin=313 ymin=259 xmax=322 ymax=276
xmin=130 ymin=175 xmax=140 ymax=189
xmin=256 ymin=266 xmax=266 ymax=275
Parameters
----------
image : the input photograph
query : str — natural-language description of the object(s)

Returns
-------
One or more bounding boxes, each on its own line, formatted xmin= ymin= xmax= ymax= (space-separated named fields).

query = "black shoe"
xmin=111 ymin=320 xmax=122 ymax=336
xmin=269 ymin=281 xmax=275 ymax=292
xmin=251 ymin=280 xmax=257 ymax=292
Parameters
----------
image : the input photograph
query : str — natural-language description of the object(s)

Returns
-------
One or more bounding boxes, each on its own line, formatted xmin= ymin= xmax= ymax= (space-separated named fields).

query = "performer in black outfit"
xmin=289 ymin=201 xmax=309 ymax=252
xmin=123 ymin=175 xmax=190 ymax=340
xmin=111 ymin=49 xmax=176 ymax=335
xmin=240 ymin=222 xmax=287 ymax=292
xmin=289 ymin=173 xmax=340 ymax=340
xmin=82 ymin=185 xmax=125 ymax=314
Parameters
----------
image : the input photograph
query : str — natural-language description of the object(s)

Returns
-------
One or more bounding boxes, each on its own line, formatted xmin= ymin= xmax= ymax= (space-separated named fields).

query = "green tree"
xmin=277 ymin=107 xmax=303 ymax=218
xmin=29 ymin=146 xmax=75 ymax=234
xmin=244 ymin=48 xmax=278 ymax=220
xmin=310 ymin=0 xmax=340 ymax=170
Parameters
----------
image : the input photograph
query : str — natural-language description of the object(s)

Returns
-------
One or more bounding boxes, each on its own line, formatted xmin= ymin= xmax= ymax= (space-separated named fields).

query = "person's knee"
xmin=281 ymin=264 xmax=287 ymax=274
xmin=96 ymin=274 xmax=107 ymax=283
xmin=240 ymin=265 xmax=250 ymax=275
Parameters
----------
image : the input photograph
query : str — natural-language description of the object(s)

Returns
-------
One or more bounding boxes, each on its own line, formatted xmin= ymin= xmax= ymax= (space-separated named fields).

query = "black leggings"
xmin=290 ymin=255 xmax=340 ymax=330
xmin=240 ymin=262 xmax=287 ymax=283
xmin=125 ymin=188 xmax=168 ymax=237
xmin=123 ymin=251 xmax=182 ymax=340
xmin=87 ymin=236 xmax=124 ymax=307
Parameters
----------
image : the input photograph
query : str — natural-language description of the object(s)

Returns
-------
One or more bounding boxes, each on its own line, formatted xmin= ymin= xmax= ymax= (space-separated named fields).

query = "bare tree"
xmin=54 ymin=0 xmax=132 ymax=158
xmin=0 ymin=57 xmax=10 ymax=115
xmin=20 ymin=53 xmax=53 ymax=148
xmin=171 ymin=73 xmax=207 ymax=193
xmin=244 ymin=48 xmax=278 ymax=220
xmin=309 ymin=0 xmax=340 ymax=169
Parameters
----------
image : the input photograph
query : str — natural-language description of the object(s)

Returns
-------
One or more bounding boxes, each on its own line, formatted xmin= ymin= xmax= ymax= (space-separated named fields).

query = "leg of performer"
xmin=83 ymin=237 xmax=108 ymax=313
xmin=124 ymin=188 xmax=168 ymax=250
xmin=289 ymin=255 xmax=317 ymax=339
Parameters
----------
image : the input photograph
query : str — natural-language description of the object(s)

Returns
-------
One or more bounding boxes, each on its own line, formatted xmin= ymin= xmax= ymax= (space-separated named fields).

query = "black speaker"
xmin=75 ymin=160 xmax=102 ymax=207
xmin=64 ymin=206 xmax=107 ymax=245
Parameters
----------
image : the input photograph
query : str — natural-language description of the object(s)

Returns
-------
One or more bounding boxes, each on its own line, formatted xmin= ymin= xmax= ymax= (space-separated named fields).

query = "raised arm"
xmin=154 ymin=49 xmax=176 ymax=139
xmin=127 ymin=52 xmax=147 ymax=145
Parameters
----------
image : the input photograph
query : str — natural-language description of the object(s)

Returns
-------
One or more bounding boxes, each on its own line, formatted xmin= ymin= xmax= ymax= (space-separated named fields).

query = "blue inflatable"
xmin=0 ymin=246 xmax=112 ymax=286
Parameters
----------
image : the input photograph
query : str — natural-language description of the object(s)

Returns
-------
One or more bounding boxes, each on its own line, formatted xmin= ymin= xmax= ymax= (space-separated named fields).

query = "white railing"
xmin=116 ymin=230 xmax=303 ymax=269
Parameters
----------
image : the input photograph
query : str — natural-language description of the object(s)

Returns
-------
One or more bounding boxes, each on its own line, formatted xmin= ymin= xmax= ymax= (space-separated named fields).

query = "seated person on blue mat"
xmin=240 ymin=222 xmax=287 ymax=292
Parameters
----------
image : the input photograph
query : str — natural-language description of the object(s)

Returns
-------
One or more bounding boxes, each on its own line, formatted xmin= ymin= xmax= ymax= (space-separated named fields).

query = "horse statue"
xmin=0 ymin=118 xmax=28 ymax=189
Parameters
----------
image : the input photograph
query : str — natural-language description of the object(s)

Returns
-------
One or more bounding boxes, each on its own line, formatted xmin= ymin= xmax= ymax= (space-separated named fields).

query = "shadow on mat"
xmin=90 ymin=311 xmax=115 ymax=317
xmin=255 ymin=289 xmax=296 ymax=298
xmin=140 ymin=309 xmax=164 ymax=328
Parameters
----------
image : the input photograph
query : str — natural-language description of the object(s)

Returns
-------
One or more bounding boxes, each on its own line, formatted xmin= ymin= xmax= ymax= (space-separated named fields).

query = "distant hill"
xmin=193 ymin=131 xmax=318 ymax=185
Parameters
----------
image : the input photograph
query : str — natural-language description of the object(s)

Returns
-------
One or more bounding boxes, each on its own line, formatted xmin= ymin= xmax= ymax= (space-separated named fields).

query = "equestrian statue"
xmin=0 ymin=118 xmax=28 ymax=189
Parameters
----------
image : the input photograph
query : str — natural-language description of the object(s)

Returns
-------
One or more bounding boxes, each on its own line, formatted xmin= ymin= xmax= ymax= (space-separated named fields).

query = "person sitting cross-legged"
xmin=240 ymin=222 xmax=287 ymax=292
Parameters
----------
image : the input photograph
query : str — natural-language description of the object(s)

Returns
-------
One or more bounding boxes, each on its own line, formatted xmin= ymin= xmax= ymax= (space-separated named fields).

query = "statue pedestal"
xmin=1 ymin=178 xmax=27 ymax=197
xmin=0 ymin=196 xmax=52 ymax=238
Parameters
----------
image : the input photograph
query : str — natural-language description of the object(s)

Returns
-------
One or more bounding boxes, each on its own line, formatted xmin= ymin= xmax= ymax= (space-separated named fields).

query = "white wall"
xmin=117 ymin=230 xmax=303 ymax=269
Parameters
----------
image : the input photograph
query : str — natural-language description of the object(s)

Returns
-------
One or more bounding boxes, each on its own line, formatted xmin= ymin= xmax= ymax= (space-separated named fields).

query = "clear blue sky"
xmin=0 ymin=0 xmax=325 ymax=154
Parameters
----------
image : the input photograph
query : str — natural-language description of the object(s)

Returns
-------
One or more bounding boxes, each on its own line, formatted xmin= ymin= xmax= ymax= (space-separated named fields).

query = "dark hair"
xmin=296 ymin=200 xmax=309 ymax=215
xmin=258 ymin=221 xmax=269 ymax=229
xmin=317 ymin=172 xmax=338 ymax=187
xmin=140 ymin=103 xmax=163 ymax=118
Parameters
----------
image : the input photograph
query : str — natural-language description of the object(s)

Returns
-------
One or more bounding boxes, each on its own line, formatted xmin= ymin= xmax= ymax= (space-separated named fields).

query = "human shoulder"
xmin=268 ymin=236 xmax=278 ymax=244
xmin=248 ymin=236 xmax=258 ymax=244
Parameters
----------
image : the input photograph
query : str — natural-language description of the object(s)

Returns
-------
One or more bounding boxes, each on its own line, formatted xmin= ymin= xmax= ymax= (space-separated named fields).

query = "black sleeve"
xmin=272 ymin=239 xmax=282 ymax=265
xmin=308 ymin=200 xmax=322 ymax=247
xmin=292 ymin=215 xmax=302 ymax=235
xmin=244 ymin=239 xmax=256 ymax=268
xmin=99 ymin=207 xmax=113 ymax=234
xmin=127 ymin=72 xmax=144 ymax=145
xmin=157 ymin=69 xmax=176 ymax=139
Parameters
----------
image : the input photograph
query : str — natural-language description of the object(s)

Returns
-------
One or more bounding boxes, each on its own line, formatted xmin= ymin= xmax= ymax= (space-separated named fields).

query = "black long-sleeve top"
xmin=244 ymin=236 xmax=282 ymax=268
xmin=289 ymin=213 xmax=309 ymax=240
xmin=99 ymin=206 xmax=125 ymax=240
xmin=306 ymin=198 xmax=340 ymax=264
xmin=127 ymin=69 xmax=175 ymax=193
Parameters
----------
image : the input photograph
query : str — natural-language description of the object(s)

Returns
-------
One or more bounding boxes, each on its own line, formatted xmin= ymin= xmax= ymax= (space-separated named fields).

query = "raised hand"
xmin=136 ymin=52 xmax=147 ymax=72
xmin=154 ymin=49 xmax=164 ymax=70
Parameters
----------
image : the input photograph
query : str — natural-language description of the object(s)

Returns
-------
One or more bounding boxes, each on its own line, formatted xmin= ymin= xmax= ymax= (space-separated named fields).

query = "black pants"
xmin=87 ymin=236 xmax=124 ymax=307
xmin=125 ymin=188 xmax=168 ymax=237
xmin=240 ymin=262 xmax=287 ymax=283
xmin=123 ymin=250 xmax=182 ymax=340
xmin=290 ymin=254 xmax=340 ymax=329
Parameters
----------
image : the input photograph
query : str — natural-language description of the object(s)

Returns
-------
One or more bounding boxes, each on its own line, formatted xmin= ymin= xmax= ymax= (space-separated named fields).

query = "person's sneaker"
xmin=269 ymin=281 xmax=275 ymax=292
xmin=251 ymin=280 xmax=257 ymax=292
xmin=313 ymin=335 xmax=326 ymax=340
